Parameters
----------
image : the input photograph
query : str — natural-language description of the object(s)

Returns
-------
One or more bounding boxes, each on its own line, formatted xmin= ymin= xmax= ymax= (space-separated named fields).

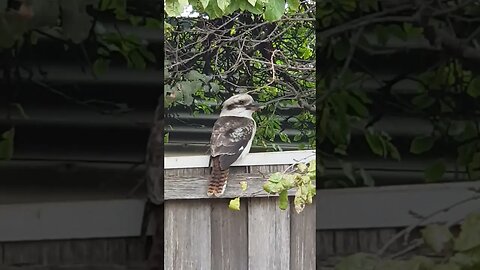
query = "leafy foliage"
xmin=317 ymin=0 xmax=480 ymax=187
xmin=0 ymin=128 xmax=14 ymax=160
xmin=227 ymin=158 xmax=315 ymax=213
xmin=0 ymin=0 xmax=99 ymax=48
xmin=165 ymin=0 xmax=303 ymax=21
xmin=336 ymin=213 xmax=480 ymax=270
xmin=165 ymin=3 xmax=315 ymax=150
xmin=319 ymin=1 xmax=480 ymax=267
xmin=263 ymin=159 xmax=316 ymax=213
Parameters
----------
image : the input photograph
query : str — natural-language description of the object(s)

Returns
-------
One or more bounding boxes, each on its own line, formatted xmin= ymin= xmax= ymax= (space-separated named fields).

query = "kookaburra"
xmin=207 ymin=93 xmax=261 ymax=197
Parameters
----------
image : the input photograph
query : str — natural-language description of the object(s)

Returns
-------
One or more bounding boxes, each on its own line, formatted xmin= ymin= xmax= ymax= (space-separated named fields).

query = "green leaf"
xmin=341 ymin=161 xmax=355 ymax=181
xmin=200 ymin=0 xmax=210 ymax=8
xmin=467 ymin=152 xmax=480 ymax=179
xmin=424 ymin=159 xmax=446 ymax=182
xmin=165 ymin=0 xmax=189 ymax=16
xmin=145 ymin=18 xmax=163 ymax=29
xmin=12 ymin=103 xmax=29 ymax=119
xmin=308 ymin=160 xmax=316 ymax=173
xmin=240 ymin=181 xmax=248 ymax=191
xmin=449 ymin=246 xmax=480 ymax=269
xmin=374 ymin=24 xmax=389 ymax=45
xmin=336 ymin=253 xmax=378 ymax=270
xmin=269 ymin=172 xmax=283 ymax=183
xmin=129 ymin=50 xmax=146 ymax=69
xmin=279 ymin=132 xmax=290 ymax=143
xmin=387 ymin=142 xmax=401 ymax=161
xmin=406 ymin=256 xmax=435 ymax=269
xmin=387 ymin=24 xmax=406 ymax=41
xmin=364 ymin=130 xmax=384 ymax=156
xmin=432 ymin=263 xmax=460 ymax=270
xmin=217 ymin=0 xmax=231 ymax=11
xmin=238 ymin=0 xmax=262 ymax=14
xmin=263 ymin=0 xmax=285 ymax=21
xmin=410 ymin=136 xmax=435 ymax=154
xmin=93 ymin=58 xmax=110 ymax=76
xmin=297 ymin=163 xmax=307 ymax=172
xmin=286 ymin=0 xmax=299 ymax=11
xmin=0 ymin=128 xmax=14 ymax=160
xmin=164 ymin=132 xmax=169 ymax=143
xmin=421 ymin=224 xmax=453 ymax=254
xmin=454 ymin=213 xmax=480 ymax=251
xmin=412 ymin=94 xmax=435 ymax=109
xmin=359 ymin=168 xmax=375 ymax=187
xmin=448 ymin=121 xmax=467 ymax=136
xmin=375 ymin=260 xmax=410 ymax=270
xmin=346 ymin=93 xmax=368 ymax=117
xmin=403 ymin=23 xmax=423 ymax=38
xmin=279 ymin=190 xmax=288 ymax=210
xmin=467 ymin=77 xmax=480 ymax=98
xmin=138 ymin=47 xmax=156 ymax=63
xmin=99 ymin=0 xmax=112 ymax=10
xmin=339 ymin=0 xmax=356 ymax=12
xmin=209 ymin=82 xmax=220 ymax=93
xmin=458 ymin=144 xmax=475 ymax=166
xmin=228 ymin=197 xmax=241 ymax=211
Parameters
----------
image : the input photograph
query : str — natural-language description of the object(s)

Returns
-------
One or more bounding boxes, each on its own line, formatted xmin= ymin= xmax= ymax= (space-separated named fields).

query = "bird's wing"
xmin=210 ymin=116 xmax=255 ymax=170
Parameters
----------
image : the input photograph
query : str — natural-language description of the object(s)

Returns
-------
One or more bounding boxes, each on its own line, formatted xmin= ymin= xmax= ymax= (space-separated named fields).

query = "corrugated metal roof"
xmin=0 ymin=18 xmax=470 ymax=188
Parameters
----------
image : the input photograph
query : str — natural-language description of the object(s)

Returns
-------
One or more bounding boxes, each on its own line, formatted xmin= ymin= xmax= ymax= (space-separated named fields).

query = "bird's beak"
xmin=248 ymin=102 xmax=262 ymax=111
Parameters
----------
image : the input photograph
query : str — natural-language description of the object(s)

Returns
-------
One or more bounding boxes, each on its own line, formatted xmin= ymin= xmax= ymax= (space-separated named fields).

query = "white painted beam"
xmin=0 ymin=199 xmax=150 ymax=242
xmin=316 ymin=181 xmax=480 ymax=230
xmin=165 ymin=150 xmax=316 ymax=169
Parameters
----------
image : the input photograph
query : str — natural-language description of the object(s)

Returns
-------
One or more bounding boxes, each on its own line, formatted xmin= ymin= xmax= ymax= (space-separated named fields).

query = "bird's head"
xmin=220 ymin=93 xmax=261 ymax=118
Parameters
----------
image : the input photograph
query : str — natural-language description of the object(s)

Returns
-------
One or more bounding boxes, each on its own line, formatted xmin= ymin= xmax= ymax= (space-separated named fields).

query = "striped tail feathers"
xmin=207 ymin=156 xmax=229 ymax=197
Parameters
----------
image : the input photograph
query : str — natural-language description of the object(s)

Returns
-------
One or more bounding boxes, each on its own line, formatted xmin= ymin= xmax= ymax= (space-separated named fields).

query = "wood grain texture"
xmin=358 ymin=229 xmax=380 ymax=253
xmin=211 ymin=199 xmax=248 ymax=270
xmin=248 ymin=197 xmax=290 ymax=270
xmin=164 ymin=172 xmax=296 ymax=200
xmin=39 ymin=241 xmax=62 ymax=264
xmin=164 ymin=164 xmax=296 ymax=200
xmin=3 ymin=242 xmax=41 ymax=265
xmin=59 ymin=239 xmax=92 ymax=264
xmin=316 ymin=231 xmax=335 ymax=259
xmin=290 ymin=201 xmax=316 ymax=270
xmin=334 ymin=230 xmax=358 ymax=255
xmin=105 ymin=238 xmax=128 ymax=264
xmin=126 ymin=238 xmax=146 ymax=262
xmin=164 ymin=200 xmax=211 ymax=270
xmin=89 ymin=239 xmax=109 ymax=262
xmin=378 ymin=228 xmax=400 ymax=253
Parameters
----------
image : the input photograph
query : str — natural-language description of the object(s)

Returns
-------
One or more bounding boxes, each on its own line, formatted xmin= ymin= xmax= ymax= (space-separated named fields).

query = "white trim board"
xmin=0 ymin=181 xmax=479 ymax=241
xmin=0 ymin=199 xmax=151 ymax=242
xmin=316 ymin=181 xmax=480 ymax=230
xmin=165 ymin=150 xmax=315 ymax=169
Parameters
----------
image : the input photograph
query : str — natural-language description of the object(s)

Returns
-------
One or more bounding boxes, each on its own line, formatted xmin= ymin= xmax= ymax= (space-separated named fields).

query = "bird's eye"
xmin=238 ymin=100 xmax=244 ymax=104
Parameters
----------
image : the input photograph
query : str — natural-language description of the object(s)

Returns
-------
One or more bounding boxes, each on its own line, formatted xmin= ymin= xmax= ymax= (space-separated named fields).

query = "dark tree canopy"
xmin=318 ymin=0 xmax=480 ymax=188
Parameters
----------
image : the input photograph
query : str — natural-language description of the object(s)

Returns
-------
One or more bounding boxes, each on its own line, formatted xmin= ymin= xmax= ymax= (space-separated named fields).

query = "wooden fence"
xmin=164 ymin=150 xmax=316 ymax=270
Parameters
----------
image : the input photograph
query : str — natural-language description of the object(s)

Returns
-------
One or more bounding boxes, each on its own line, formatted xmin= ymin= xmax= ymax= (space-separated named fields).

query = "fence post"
xmin=164 ymin=150 xmax=316 ymax=270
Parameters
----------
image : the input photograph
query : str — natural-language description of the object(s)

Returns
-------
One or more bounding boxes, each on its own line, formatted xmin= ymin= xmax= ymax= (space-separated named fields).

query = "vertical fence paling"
xmin=164 ymin=157 xmax=316 ymax=270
